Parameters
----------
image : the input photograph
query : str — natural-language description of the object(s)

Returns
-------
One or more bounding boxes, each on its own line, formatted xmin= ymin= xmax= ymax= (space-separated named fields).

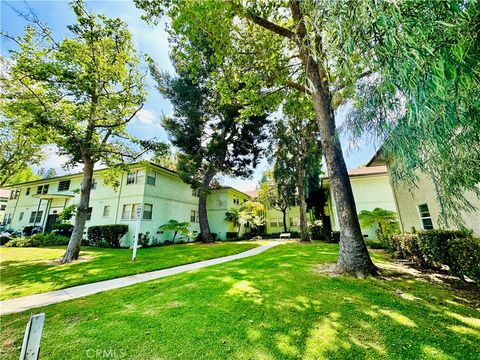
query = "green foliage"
xmin=343 ymin=1 xmax=480 ymax=225
xmin=37 ymin=167 xmax=57 ymax=179
xmin=358 ymin=208 xmax=400 ymax=246
xmin=257 ymin=170 xmax=295 ymax=215
xmin=51 ymin=223 xmax=74 ymax=236
xmin=390 ymin=229 xmax=479 ymax=281
xmin=159 ymin=220 xmax=191 ymax=242
xmin=225 ymin=202 xmax=265 ymax=236
xmin=138 ymin=232 xmax=156 ymax=248
xmin=4 ymin=233 xmax=70 ymax=247
xmin=0 ymin=234 xmax=13 ymax=246
xmin=56 ymin=204 xmax=76 ymax=223
xmin=7 ymin=166 xmax=41 ymax=186
xmin=87 ymin=224 xmax=129 ymax=248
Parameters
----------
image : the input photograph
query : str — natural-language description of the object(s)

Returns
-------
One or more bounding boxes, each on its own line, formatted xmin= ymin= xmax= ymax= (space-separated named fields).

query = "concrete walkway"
xmin=0 ymin=241 xmax=282 ymax=315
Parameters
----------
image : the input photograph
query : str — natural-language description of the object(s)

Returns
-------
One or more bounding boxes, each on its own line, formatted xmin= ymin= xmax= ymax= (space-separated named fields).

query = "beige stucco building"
xmin=368 ymin=155 xmax=480 ymax=236
xmin=322 ymin=166 xmax=398 ymax=239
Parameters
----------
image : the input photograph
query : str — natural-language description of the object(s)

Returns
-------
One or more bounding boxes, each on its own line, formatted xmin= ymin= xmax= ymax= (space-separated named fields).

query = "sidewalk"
xmin=0 ymin=240 xmax=282 ymax=315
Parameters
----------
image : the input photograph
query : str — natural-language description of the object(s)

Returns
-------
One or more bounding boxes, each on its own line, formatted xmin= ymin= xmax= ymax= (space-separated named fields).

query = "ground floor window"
xmin=29 ymin=211 xmax=43 ymax=223
xmin=103 ymin=205 xmax=110 ymax=218
xmin=143 ymin=204 xmax=153 ymax=220
xmin=418 ymin=203 xmax=433 ymax=229
xmin=289 ymin=217 xmax=300 ymax=226
xmin=19 ymin=212 xmax=24 ymax=221
xmin=122 ymin=203 xmax=141 ymax=220
xmin=190 ymin=210 xmax=199 ymax=223
xmin=86 ymin=207 xmax=93 ymax=221
xmin=270 ymin=218 xmax=283 ymax=228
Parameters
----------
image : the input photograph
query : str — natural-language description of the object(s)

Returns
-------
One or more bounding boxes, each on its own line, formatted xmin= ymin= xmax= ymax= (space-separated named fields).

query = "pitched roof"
xmin=347 ymin=165 xmax=387 ymax=176
xmin=0 ymin=189 xmax=11 ymax=199
xmin=243 ymin=189 xmax=259 ymax=198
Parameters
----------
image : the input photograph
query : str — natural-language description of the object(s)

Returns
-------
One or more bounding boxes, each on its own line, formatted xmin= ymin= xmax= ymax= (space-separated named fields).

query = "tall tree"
xmin=0 ymin=117 xmax=45 ymax=186
xmin=273 ymin=95 xmax=323 ymax=241
xmin=150 ymin=49 xmax=269 ymax=243
xmin=37 ymin=167 xmax=57 ymax=179
xmin=1 ymin=1 xmax=157 ymax=262
xmin=136 ymin=0 xmax=377 ymax=275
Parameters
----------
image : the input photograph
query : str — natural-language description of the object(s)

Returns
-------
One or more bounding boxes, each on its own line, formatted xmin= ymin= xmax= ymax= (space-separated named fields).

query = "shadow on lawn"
xmin=1 ymin=243 xmax=479 ymax=360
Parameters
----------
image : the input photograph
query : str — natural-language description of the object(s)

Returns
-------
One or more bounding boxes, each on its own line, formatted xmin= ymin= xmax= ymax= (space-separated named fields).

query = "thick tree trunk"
xmin=290 ymin=0 xmax=376 ymax=276
xmin=198 ymin=168 xmax=216 ymax=243
xmin=62 ymin=158 xmax=94 ymax=263
xmin=296 ymin=168 xmax=310 ymax=242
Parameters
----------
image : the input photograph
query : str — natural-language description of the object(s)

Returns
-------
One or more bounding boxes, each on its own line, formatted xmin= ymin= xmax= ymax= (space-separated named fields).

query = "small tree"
xmin=225 ymin=201 xmax=264 ymax=237
xmin=257 ymin=171 xmax=296 ymax=233
xmin=358 ymin=208 xmax=400 ymax=245
xmin=159 ymin=220 xmax=191 ymax=243
xmin=1 ymin=1 xmax=160 ymax=263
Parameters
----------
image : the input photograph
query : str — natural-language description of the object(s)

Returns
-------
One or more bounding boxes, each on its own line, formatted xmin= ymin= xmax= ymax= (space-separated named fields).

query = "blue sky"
xmin=1 ymin=0 xmax=380 ymax=191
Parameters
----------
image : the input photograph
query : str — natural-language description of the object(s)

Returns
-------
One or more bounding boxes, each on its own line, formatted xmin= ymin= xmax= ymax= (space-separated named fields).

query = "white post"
xmin=132 ymin=205 xmax=142 ymax=261
xmin=20 ymin=313 xmax=45 ymax=360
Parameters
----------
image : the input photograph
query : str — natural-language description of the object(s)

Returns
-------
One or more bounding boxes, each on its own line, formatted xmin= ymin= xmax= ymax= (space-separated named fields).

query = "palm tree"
xmin=159 ymin=220 xmax=191 ymax=242
xmin=358 ymin=208 xmax=400 ymax=243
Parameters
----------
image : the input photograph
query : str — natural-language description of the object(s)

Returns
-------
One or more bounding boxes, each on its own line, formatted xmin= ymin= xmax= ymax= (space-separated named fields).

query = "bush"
xmin=389 ymin=233 xmax=425 ymax=265
xmin=87 ymin=224 xmax=128 ymax=248
xmin=5 ymin=233 xmax=70 ymax=247
xmin=326 ymin=231 xmax=340 ymax=243
xmin=226 ymin=232 xmax=238 ymax=240
xmin=0 ymin=234 xmax=13 ymax=245
xmin=365 ymin=239 xmax=389 ymax=249
xmin=390 ymin=229 xmax=480 ymax=282
xmin=52 ymin=223 xmax=74 ymax=237
xmin=23 ymin=226 xmax=42 ymax=236
xmin=310 ymin=225 xmax=324 ymax=240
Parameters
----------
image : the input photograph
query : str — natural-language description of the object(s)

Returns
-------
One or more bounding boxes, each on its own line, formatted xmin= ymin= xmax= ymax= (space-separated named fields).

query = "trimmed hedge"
xmin=389 ymin=229 xmax=479 ymax=282
xmin=5 ymin=233 xmax=70 ymax=247
xmin=52 ymin=223 xmax=74 ymax=237
xmin=87 ymin=224 xmax=128 ymax=248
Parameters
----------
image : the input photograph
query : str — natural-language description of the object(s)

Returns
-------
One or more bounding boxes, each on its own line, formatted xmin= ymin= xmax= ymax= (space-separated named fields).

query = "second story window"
xmin=37 ymin=184 xmax=49 ymax=195
xmin=26 ymin=187 xmax=30 ymax=195
xmin=146 ymin=172 xmax=156 ymax=186
xmin=9 ymin=189 xmax=19 ymax=200
xmin=192 ymin=188 xmax=200 ymax=197
xmin=58 ymin=180 xmax=71 ymax=191
xmin=126 ymin=172 xmax=136 ymax=185
xmin=233 ymin=195 xmax=239 ymax=205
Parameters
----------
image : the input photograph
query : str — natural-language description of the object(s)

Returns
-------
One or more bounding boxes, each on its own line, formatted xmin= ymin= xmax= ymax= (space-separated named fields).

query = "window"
xmin=146 ymin=172 xmax=156 ymax=186
xmin=58 ymin=180 xmax=71 ymax=191
xmin=190 ymin=210 xmax=199 ymax=223
xmin=270 ymin=218 xmax=283 ymax=228
xmin=86 ymin=207 xmax=93 ymax=221
xmin=192 ymin=188 xmax=200 ymax=197
xmin=143 ymin=204 xmax=153 ymax=220
xmin=37 ymin=185 xmax=49 ymax=195
xmin=126 ymin=172 xmax=136 ymax=185
xmin=290 ymin=217 xmax=300 ymax=226
xmin=91 ymin=179 xmax=97 ymax=190
xmin=233 ymin=195 xmax=239 ymax=204
xmin=19 ymin=212 xmax=24 ymax=221
xmin=0 ymin=204 xmax=5 ymax=211
xmin=9 ymin=189 xmax=19 ymax=200
xmin=26 ymin=187 xmax=30 ymax=195
xmin=103 ymin=205 xmax=110 ymax=218
xmin=121 ymin=203 xmax=141 ymax=220
xmin=29 ymin=211 xmax=43 ymax=223
xmin=418 ymin=204 xmax=433 ymax=229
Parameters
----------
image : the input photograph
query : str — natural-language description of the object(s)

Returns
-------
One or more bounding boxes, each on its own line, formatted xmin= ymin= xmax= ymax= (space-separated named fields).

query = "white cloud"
xmin=135 ymin=109 xmax=156 ymax=125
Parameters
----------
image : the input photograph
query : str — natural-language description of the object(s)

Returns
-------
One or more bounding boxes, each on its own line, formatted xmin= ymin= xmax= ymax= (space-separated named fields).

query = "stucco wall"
xmin=328 ymin=173 xmax=397 ymax=239
xmin=392 ymin=169 xmax=480 ymax=236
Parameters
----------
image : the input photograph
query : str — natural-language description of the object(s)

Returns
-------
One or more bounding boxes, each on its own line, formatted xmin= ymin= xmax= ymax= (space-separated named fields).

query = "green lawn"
xmin=1 ymin=242 xmax=479 ymax=359
xmin=0 ymin=242 xmax=259 ymax=300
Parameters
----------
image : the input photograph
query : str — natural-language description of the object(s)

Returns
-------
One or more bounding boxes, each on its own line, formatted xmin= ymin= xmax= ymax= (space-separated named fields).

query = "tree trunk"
xmin=296 ymin=167 xmax=310 ymax=242
xmin=198 ymin=168 xmax=216 ymax=243
xmin=282 ymin=208 xmax=288 ymax=233
xmin=290 ymin=0 xmax=376 ymax=276
xmin=62 ymin=158 xmax=94 ymax=263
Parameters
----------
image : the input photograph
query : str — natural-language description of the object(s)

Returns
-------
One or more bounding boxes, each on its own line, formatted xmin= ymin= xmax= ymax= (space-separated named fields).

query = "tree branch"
xmin=286 ymin=81 xmax=311 ymax=94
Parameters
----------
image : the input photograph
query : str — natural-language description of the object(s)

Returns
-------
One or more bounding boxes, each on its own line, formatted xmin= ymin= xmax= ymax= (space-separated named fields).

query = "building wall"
xmin=391 ymin=169 xmax=480 ymax=236
xmin=265 ymin=207 xmax=301 ymax=234
xmin=3 ymin=165 xmax=254 ymax=244
xmin=327 ymin=173 xmax=397 ymax=239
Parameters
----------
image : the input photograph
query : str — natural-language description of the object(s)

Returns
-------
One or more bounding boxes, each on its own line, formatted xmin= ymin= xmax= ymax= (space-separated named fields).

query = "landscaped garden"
xmin=0 ymin=242 xmax=260 ymax=300
xmin=1 ymin=242 xmax=479 ymax=359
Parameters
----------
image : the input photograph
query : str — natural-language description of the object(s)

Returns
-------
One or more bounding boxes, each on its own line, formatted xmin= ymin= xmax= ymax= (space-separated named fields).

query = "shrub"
xmin=389 ymin=233 xmax=426 ymax=265
xmin=0 ymin=234 xmax=13 ymax=245
xmin=87 ymin=224 xmax=128 ymax=248
xmin=326 ymin=231 xmax=340 ymax=243
xmin=416 ymin=229 xmax=471 ymax=265
xmin=448 ymin=237 xmax=480 ymax=282
xmin=52 ymin=223 xmax=74 ymax=237
xmin=310 ymin=225 xmax=324 ymax=240
xmin=138 ymin=232 xmax=159 ymax=248
xmin=23 ymin=226 xmax=42 ymax=236
xmin=226 ymin=232 xmax=238 ymax=240
xmin=5 ymin=233 xmax=70 ymax=247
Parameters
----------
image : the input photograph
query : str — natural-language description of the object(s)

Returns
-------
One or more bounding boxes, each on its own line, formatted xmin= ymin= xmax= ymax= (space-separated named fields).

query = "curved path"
xmin=0 ymin=241 xmax=282 ymax=316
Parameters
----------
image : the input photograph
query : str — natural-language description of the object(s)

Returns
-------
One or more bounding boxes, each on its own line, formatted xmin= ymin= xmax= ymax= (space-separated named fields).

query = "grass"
xmin=0 ymin=242 xmax=259 ymax=300
xmin=1 ymin=243 xmax=479 ymax=359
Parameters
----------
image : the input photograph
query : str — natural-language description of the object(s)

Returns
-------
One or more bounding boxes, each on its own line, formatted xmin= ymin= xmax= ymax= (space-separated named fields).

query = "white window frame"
xmin=103 ymin=205 xmax=110 ymax=218
xmin=146 ymin=172 xmax=156 ymax=186
xmin=121 ymin=203 xmax=141 ymax=220
xmin=126 ymin=172 xmax=137 ymax=185
xmin=417 ymin=203 xmax=434 ymax=230
xmin=143 ymin=203 xmax=153 ymax=220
